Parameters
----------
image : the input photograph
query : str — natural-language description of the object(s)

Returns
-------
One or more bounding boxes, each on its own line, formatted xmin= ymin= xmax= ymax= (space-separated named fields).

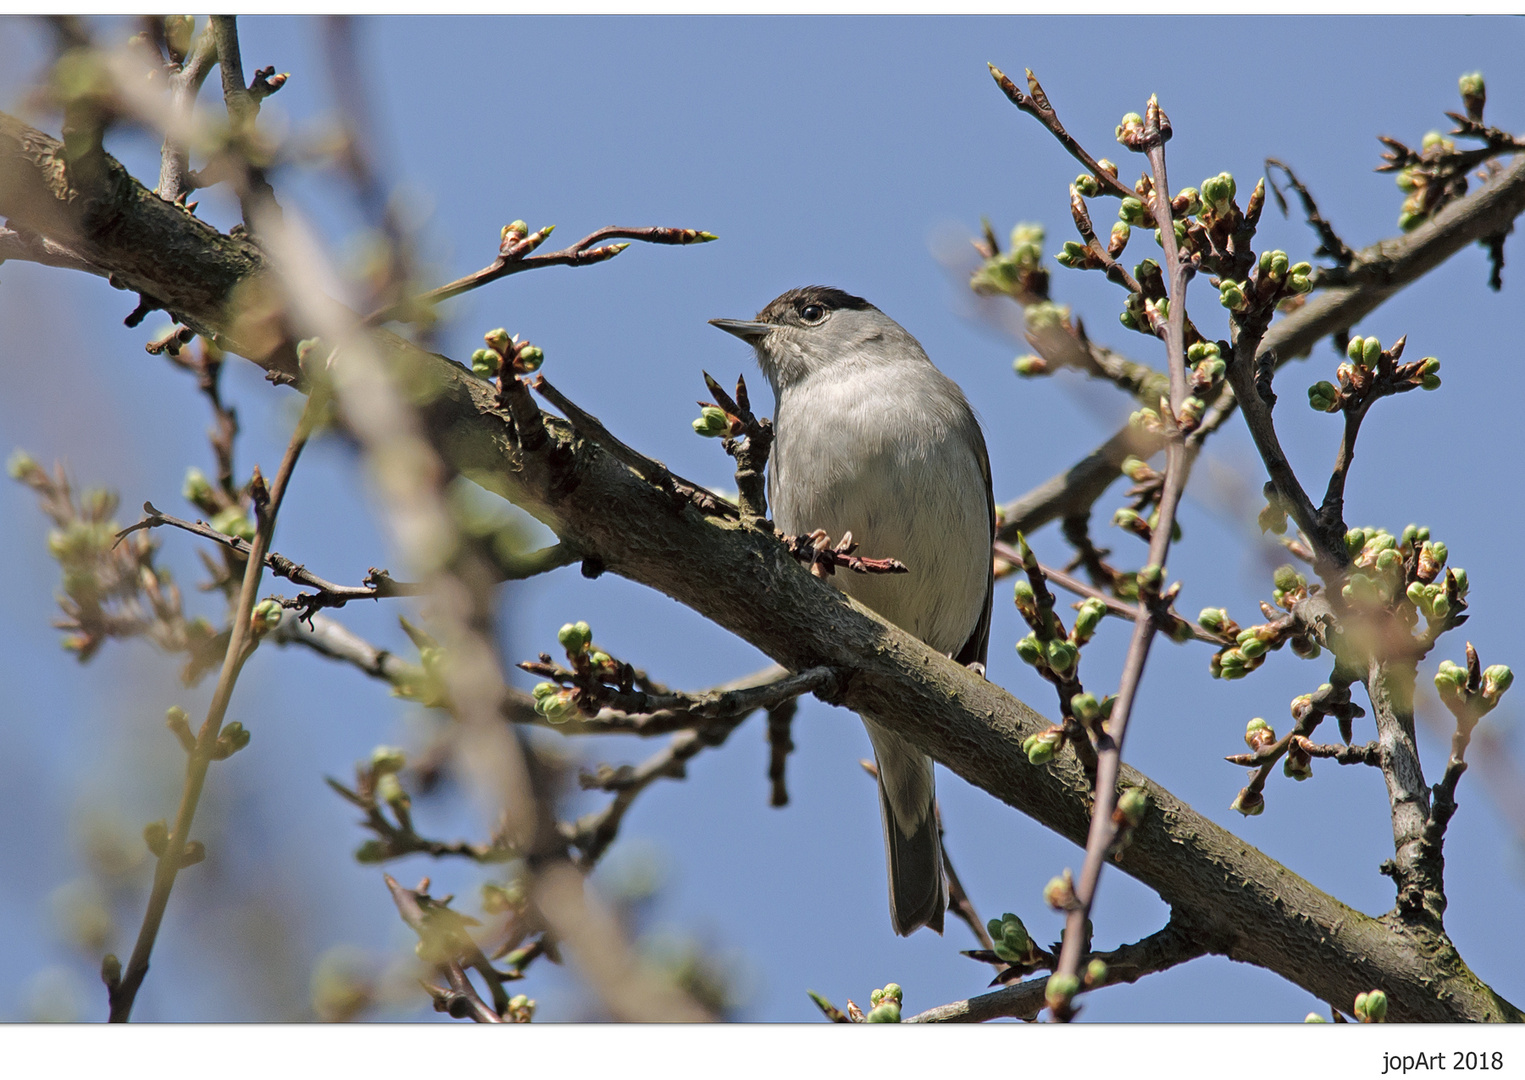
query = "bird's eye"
xmin=798 ymin=303 xmax=827 ymax=324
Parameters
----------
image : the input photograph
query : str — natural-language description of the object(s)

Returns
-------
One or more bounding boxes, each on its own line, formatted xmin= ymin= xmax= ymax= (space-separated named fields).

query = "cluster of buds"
xmin=1219 ymin=249 xmax=1312 ymax=315
xmin=1435 ymin=650 xmax=1513 ymax=722
xmin=987 ymin=912 xmax=1035 ymax=965
xmin=504 ymin=994 xmax=536 ymax=1023
xmin=865 ymin=983 xmax=903 ymax=1023
xmin=1353 ymin=989 xmax=1389 ymax=1023
xmin=1187 ymin=340 xmax=1226 ymax=396
xmin=472 ymin=326 xmax=544 ymax=382
xmin=1341 ymin=525 xmax=1468 ymax=636
xmin=971 ymin=222 xmax=1051 ymax=300
xmin=1309 ymin=335 xmax=1440 ymax=414
xmin=344 ymin=745 xmax=416 ymax=863
xmin=523 ymin=620 xmax=641 ymax=725
xmin=1204 ymin=573 xmax=1311 ymax=679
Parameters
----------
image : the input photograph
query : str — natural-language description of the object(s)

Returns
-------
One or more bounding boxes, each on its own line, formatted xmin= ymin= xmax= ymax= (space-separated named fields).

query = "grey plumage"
xmin=711 ymin=286 xmax=995 ymax=936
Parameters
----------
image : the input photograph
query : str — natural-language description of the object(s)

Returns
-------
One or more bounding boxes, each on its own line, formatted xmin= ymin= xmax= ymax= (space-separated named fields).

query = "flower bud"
xmin=1307 ymin=381 xmax=1339 ymax=412
xmin=692 ymin=405 xmax=731 ymax=438
xmin=1173 ymin=187 xmax=1201 ymax=216
xmin=514 ymin=345 xmax=545 ymax=373
xmin=1013 ymin=577 xmax=1036 ymax=609
xmin=557 ymin=620 xmax=592 ymax=654
xmin=1013 ymin=354 xmax=1048 ymax=376
xmin=1073 ymin=598 xmax=1106 ymax=642
xmin=1354 ymin=989 xmax=1388 ymax=1023
xmin=1459 ymin=71 xmax=1485 ymax=110
xmin=1116 ymin=786 xmax=1148 ymax=826
xmin=1086 ymin=959 xmax=1109 ymax=985
xmin=1245 ymin=717 xmax=1275 ymax=751
xmin=1045 ymin=640 xmax=1078 ymax=673
xmin=1449 ymin=567 xmax=1468 ymax=596
xmin=1361 ymin=336 xmax=1382 ymax=367
xmin=1197 ymin=607 xmax=1228 ymax=634
xmin=1022 ymin=729 xmax=1061 ymax=765
xmin=1070 ymin=692 xmax=1100 ymax=721
xmin=182 ymin=467 xmax=214 ymax=507
xmin=484 ymin=328 xmax=511 ymax=355
xmin=250 ymin=598 xmax=284 ymax=636
xmin=471 ymin=348 xmax=500 ymax=379
xmin=1045 ymin=973 xmax=1081 ymax=1013
xmin=1043 ymin=871 xmax=1076 ymax=910
xmin=1216 ymin=648 xmax=1249 ymax=680
xmin=1110 ymin=221 xmax=1131 ymax=250
xmin=210 ymin=507 xmax=256 ymax=542
xmin=1482 ymin=664 xmax=1513 ymax=702
xmin=1344 ymin=528 xmax=1368 ymax=557
xmin=1201 ymin=172 xmax=1236 ymax=212
xmin=1072 ymin=172 xmax=1102 ymax=198
xmin=370 ymin=745 xmax=406 ymax=774
xmin=1015 ymin=633 xmax=1043 ymax=667
xmin=354 ymin=839 xmax=388 ymax=864
xmin=534 ymin=690 xmax=580 ymax=724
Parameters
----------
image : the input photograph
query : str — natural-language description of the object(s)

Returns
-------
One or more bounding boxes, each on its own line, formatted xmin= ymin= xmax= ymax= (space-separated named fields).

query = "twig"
xmin=364 ymin=225 xmax=716 ymax=327
xmin=107 ymin=392 xmax=319 ymax=1022
xmin=906 ymin=915 xmax=1210 ymax=1023
xmin=766 ymin=697 xmax=797 ymax=808
xmin=989 ymin=66 xmax=1135 ymax=201
xmin=1052 ymin=96 xmax=1191 ymax=1017
xmin=1264 ymin=158 xmax=1358 ymax=270
xmin=208 ymin=17 xmax=280 ymax=233
xmin=156 ymin=22 xmax=218 ymax=204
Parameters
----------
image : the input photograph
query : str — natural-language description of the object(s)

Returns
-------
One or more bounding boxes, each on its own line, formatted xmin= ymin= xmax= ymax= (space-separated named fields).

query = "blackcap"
xmin=711 ymin=286 xmax=994 ymax=936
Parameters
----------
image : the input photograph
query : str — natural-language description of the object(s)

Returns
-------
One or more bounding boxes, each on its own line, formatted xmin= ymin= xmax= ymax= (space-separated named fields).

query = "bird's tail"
xmin=864 ymin=717 xmax=947 ymax=936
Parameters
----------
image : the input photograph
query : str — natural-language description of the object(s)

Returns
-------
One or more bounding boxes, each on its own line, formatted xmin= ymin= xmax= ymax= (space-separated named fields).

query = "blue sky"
xmin=2 ymin=15 xmax=1523 ymax=1022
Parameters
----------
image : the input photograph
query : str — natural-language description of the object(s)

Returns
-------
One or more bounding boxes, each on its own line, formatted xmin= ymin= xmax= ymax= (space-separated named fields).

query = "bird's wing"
xmin=953 ymin=426 xmax=995 ymax=670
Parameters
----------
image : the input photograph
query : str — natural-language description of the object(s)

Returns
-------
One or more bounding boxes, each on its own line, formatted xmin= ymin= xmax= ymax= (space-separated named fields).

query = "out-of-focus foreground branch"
xmin=2 ymin=110 xmax=1522 ymax=1022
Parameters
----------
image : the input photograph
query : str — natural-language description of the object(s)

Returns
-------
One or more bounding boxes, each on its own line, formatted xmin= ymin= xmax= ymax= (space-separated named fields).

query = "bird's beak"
xmin=708 ymin=318 xmax=774 ymax=343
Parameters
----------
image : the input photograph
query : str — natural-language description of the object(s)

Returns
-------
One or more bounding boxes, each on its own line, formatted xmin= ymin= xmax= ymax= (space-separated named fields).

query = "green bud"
xmin=1421 ymin=130 xmax=1447 ymax=151
xmin=1073 ymin=598 xmax=1106 ymax=642
xmin=1273 ymin=565 xmax=1306 ymax=594
xmin=1015 ymin=633 xmax=1043 ymax=666
xmin=1043 ymin=873 xmax=1075 ymax=910
xmin=1046 ymin=640 xmax=1078 ymax=673
xmin=1022 ymin=731 xmax=1057 ymax=765
xmin=1174 ymin=187 xmax=1201 ymax=216
xmin=865 ymin=1001 xmax=900 ymax=1022
xmin=1434 ymin=660 xmax=1467 ymax=692
xmin=1375 ymin=548 xmax=1403 ymax=575
xmin=370 ymin=745 xmax=407 ymax=774
xmin=251 ymin=598 xmax=284 ymax=634
xmin=588 ymin=650 xmax=612 ymax=668
xmin=471 ymin=348 xmax=500 ymax=379
xmin=1115 ymin=111 xmax=1144 ymax=142
xmin=1288 ymin=272 xmax=1313 ymax=295
xmin=1460 ymin=71 xmax=1485 ymax=102
xmin=534 ymin=690 xmax=580 ymax=724
xmin=1345 ymin=336 xmax=1364 ymax=363
xmin=209 ymin=507 xmax=255 ymax=542
xmin=1201 ymin=172 xmax=1236 ymax=211
xmin=6 ymin=449 xmax=39 ymax=481
xmin=557 ymin=620 xmax=592 ymax=653
xmin=1086 ymin=959 xmax=1109 ymax=985
xmin=182 ymin=467 xmax=214 ymax=506
xmin=1362 ymin=336 xmax=1382 ymax=367
xmin=1426 ymin=541 xmax=1448 ymax=568
xmin=1218 ymin=281 xmax=1245 ymax=311
xmin=484 ymin=328 xmax=511 ymax=354
xmin=1197 ymin=607 xmax=1227 ymax=634
xmin=1482 ymin=664 xmax=1513 ymax=700
xmin=1110 ymin=222 xmax=1131 ymax=247
xmin=1013 ymin=577 xmax=1036 ymax=608
xmin=1305 ymin=1012 xmax=1329 ymax=1023
xmin=1116 ymin=786 xmax=1148 ymax=826
xmin=1450 ymin=567 xmax=1468 ymax=595
xmin=1238 ymin=636 xmax=1268 ymax=660
xmin=354 ymin=839 xmax=388 ymax=864
xmin=515 ymin=345 xmax=545 ymax=373
xmin=1430 ymin=593 xmax=1452 ymax=620
xmin=1217 ymin=648 xmax=1248 ymax=679
xmin=692 ymin=405 xmax=731 ymax=438
xmin=1354 ymin=989 xmax=1388 ymax=1023
xmin=1024 ymin=301 xmax=1069 ymax=332
xmin=1074 ymin=173 xmax=1101 ymax=198
xmin=533 ymin=681 xmax=558 ymax=701
xmin=1113 ymin=507 xmax=1142 ymax=530
xmin=1045 ymin=973 xmax=1081 ymax=1012
xmin=1269 ymin=252 xmax=1289 ymax=280
xmin=1307 ymin=381 xmax=1339 ymax=412
xmin=1345 ymin=528 xmax=1368 ymax=556
xmin=1245 ymin=717 xmax=1272 ymax=744
xmin=1070 ymin=692 xmax=1100 ymax=721
xmin=1396 ymin=169 xmax=1419 ymax=193
xmin=1118 ymin=197 xmax=1147 ymax=225
xmin=376 ymin=771 xmax=408 ymax=810
xmin=1406 ymin=581 xmax=1429 ymax=609
xmin=1013 ymin=354 xmax=1047 ymax=376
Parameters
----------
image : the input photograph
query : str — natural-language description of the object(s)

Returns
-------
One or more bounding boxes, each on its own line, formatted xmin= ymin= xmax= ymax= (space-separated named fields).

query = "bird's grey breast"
xmin=768 ymin=361 xmax=989 ymax=656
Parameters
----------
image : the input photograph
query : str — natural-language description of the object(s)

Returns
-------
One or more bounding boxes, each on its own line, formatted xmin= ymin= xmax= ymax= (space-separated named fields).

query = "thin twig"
xmin=1052 ymin=97 xmax=1192 ymax=1017
xmin=107 ymin=393 xmax=319 ymax=1022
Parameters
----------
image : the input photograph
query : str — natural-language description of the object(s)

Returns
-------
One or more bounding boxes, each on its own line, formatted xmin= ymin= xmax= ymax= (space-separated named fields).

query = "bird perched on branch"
xmin=712 ymin=286 xmax=994 ymax=936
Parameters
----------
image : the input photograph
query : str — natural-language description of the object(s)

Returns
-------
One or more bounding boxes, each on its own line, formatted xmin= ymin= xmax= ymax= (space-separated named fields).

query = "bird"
xmin=711 ymin=286 xmax=994 ymax=936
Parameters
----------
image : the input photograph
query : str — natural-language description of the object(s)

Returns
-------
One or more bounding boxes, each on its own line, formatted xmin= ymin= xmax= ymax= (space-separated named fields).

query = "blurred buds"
xmin=1115 ymin=786 xmax=1149 ymax=828
xmin=1085 ymin=959 xmax=1109 ymax=987
xmin=1045 ymin=973 xmax=1081 ymax=1014
xmin=471 ymin=348 xmax=500 ymax=380
xmin=1013 ymin=354 xmax=1048 ymax=376
xmin=1459 ymin=71 xmax=1486 ymax=118
xmin=1043 ymin=869 xmax=1077 ymax=910
xmin=210 ymin=507 xmax=255 ymax=542
xmin=143 ymin=820 xmax=170 ymax=858
xmin=182 ymin=467 xmax=214 ymax=509
xmin=370 ymin=745 xmax=407 ymax=775
xmin=211 ymin=721 xmax=250 ymax=760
